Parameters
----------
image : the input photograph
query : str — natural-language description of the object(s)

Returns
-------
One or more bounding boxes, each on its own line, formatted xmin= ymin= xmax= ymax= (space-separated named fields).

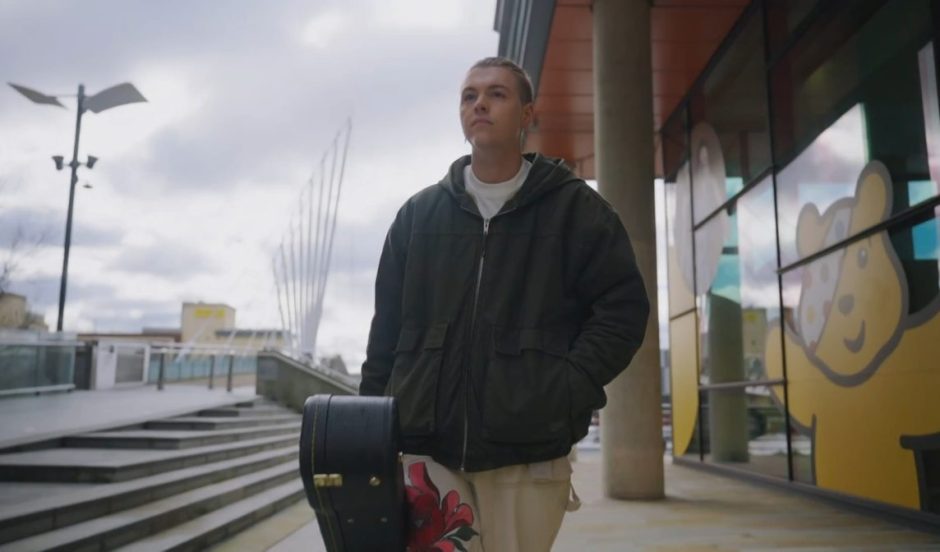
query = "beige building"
xmin=181 ymin=302 xmax=235 ymax=343
xmin=76 ymin=302 xmax=285 ymax=352
xmin=76 ymin=329 xmax=180 ymax=345
xmin=181 ymin=302 xmax=287 ymax=351
xmin=0 ymin=292 xmax=48 ymax=331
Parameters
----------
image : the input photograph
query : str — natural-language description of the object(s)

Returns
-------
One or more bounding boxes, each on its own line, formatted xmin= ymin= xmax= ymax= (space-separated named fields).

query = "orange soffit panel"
xmin=525 ymin=1 xmax=746 ymax=171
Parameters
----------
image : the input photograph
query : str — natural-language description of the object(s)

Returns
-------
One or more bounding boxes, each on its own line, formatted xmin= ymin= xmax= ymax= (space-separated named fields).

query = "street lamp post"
xmin=8 ymin=81 xmax=146 ymax=332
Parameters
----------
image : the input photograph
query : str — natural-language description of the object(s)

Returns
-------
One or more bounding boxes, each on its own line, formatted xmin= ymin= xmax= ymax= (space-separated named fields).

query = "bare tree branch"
xmin=0 ymin=177 xmax=48 ymax=296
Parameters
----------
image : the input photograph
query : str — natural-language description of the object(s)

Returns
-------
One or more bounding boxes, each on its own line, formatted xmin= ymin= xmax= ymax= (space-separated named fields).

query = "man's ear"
xmin=521 ymin=102 xmax=535 ymax=129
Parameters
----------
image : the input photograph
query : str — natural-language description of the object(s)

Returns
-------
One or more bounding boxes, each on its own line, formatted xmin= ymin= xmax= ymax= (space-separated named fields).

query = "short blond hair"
xmin=470 ymin=57 xmax=534 ymax=105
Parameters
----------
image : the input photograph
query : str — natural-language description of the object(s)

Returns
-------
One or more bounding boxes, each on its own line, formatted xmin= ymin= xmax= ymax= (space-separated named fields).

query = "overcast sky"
xmin=0 ymin=0 xmax=670 ymax=371
xmin=0 ymin=0 xmax=508 ymax=365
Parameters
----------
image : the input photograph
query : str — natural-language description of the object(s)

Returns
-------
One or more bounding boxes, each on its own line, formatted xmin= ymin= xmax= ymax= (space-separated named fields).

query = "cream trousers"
xmin=403 ymin=454 xmax=580 ymax=552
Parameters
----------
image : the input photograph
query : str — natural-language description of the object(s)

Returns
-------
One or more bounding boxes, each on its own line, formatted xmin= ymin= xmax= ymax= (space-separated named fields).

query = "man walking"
xmin=360 ymin=57 xmax=649 ymax=551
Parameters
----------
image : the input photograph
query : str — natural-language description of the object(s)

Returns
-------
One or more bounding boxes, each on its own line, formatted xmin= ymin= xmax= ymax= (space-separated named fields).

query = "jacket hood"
xmin=438 ymin=153 xmax=582 ymax=213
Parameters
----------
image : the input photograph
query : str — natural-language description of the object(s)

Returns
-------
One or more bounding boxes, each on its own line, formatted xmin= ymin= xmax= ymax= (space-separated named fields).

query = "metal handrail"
xmin=0 ymin=339 xmax=85 ymax=347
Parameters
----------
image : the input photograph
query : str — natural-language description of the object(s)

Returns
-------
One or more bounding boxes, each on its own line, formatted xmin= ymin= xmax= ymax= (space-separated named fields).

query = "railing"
xmin=0 ymin=335 xmax=82 ymax=397
xmin=0 ymin=334 xmax=356 ymax=400
xmin=148 ymin=344 xmax=258 ymax=392
xmin=256 ymin=350 xmax=359 ymax=410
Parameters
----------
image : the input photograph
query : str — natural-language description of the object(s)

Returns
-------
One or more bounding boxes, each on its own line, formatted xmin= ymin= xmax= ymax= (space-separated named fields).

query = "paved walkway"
xmin=214 ymin=450 xmax=940 ymax=551
xmin=0 ymin=383 xmax=256 ymax=450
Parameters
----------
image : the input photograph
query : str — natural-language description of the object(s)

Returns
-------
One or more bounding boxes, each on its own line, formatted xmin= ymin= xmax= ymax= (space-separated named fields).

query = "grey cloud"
xmin=14 ymin=275 xmax=124 ymax=302
xmin=11 ymin=274 xmax=181 ymax=331
xmin=1 ymin=0 xmax=499 ymax=336
xmin=327 ymin=218 xmax=389 ymax=276
xmin=9 ymin=276 xmax=126 ymax=312
xmin=272 ymin=214 xmax=391 ymax=293
xmin=106 ymin=27 xmax=489 ymax=194
xmin=0 ymin=206 xmax=120 ymax=248
xmin=85 ymin=310 xmax=179 ymax=333
xmin=0 ymin=207 xmax=54 ymax=247
xmin=0 ymin=1 xmax=301 ymax=90
xmin=107 ymin=242 xmax=216 ymax=278
xmin=2 ymin=0 xmax=490 ymax=196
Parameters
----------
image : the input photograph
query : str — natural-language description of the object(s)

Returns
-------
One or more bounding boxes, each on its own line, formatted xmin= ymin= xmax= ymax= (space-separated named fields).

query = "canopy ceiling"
xmin=521 ymin=0 xmax=749 ymax=178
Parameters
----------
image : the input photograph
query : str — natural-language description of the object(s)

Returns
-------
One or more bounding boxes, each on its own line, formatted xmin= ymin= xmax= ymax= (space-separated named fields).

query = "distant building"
xmin=181 ymin=302 xmax=286 ymax=351
xmin=76 ymin=302 xmax=287 ymax=352
xmin=181 ymin=302 xmax=235 ymax=343
xmin=76 ymin=329 xmax=180 ymax=345
xmin=0 ymin=292 xmax=48 ymax=331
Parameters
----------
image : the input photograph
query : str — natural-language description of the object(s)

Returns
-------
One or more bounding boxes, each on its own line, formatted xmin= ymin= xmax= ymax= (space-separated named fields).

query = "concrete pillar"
xmin=594 ymin=0 xmax=664 ymax=500
xmin=708 ymin=294 xmax=749 ymax=462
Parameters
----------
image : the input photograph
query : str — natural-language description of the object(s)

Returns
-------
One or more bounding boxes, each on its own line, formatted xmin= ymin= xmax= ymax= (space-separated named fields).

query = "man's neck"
xmin=470 ymin=147 xmax=524 ymax=184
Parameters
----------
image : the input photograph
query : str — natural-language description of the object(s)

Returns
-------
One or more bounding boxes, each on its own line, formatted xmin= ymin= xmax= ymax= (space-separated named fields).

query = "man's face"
xmin=460 ymin=66 xmax=533 ymax=152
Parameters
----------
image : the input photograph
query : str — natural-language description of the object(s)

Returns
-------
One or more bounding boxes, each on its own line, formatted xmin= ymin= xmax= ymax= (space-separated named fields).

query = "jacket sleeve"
xmin=566 ymin=194 xmax=650 ymax=415
xmin=359 ymin=204 xmax=411 ymax=396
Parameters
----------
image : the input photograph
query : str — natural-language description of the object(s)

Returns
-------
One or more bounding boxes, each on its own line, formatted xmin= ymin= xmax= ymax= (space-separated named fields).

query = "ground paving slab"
xmin=216 ymin=450 xmax=940 ymax=551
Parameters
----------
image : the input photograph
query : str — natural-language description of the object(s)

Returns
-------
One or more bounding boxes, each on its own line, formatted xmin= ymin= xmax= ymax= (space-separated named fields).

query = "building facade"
xmin=498 ymin=0 xmax=940 ymax=526
xmin=179 ymin=302 xmax=286 ymax=350
xmin=0 ymin=293 xmax=48 ymax=331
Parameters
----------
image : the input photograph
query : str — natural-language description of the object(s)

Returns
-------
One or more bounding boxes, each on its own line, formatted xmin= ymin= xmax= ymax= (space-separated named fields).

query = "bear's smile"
xmin=844 ymin=321 xmax=866 ymax=353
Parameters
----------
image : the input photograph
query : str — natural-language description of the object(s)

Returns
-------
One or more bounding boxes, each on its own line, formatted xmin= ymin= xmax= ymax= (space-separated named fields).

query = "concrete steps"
xmin=0 ymin=434 xmax=297 ymax=483
xmin=0 ymin=463 xmax=299 ymax=551
xmin=145 ymin=414 xmax=299 ymax=431
xmin=0 ymin=398 xmax=308 ymax=550
xmin=114 ymin=480 xmax=304 ymax=552
xmin=63 ymin=422 xmax=302 ymax=450
xmin=0 ymin=446 xmax=296 ymax=544
xmin=198 ymin=406 xmax=288 ymax=417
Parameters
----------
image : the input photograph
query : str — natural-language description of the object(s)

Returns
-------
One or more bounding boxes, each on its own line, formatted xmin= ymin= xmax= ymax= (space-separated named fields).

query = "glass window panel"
xmin=696 ymin=177 xmax=780 ymax=385
xmin=766 ymin=0 xmax=820 ymax=58
xmin=669 ymin=312 xmax=699 ymax=458
xmin=778 ymin=208 xmax=940 ymax=504
xmin=0 ymin=344 xmax=75 ymax=391
xmin=919 ymin=42 xmax=940 ymax=192
xmin=690 ymin=6 xmax=772 ymax=223
xmin=889 ymin=207 xmax=940 ymax=316
xmin=700 ymin=384 xmax=790 ymax=479
xmin=666 ymin=162 xmax=696 ymax=316
xmin=662 ymin=104 xmax=688 ymax=181
xmin=775 ymin=104 xmax=867 ymax=266
xmin=772 ymin=1 xmax=936 ymax=265
xmin=0 ymin=346 xmax=37 ymax=391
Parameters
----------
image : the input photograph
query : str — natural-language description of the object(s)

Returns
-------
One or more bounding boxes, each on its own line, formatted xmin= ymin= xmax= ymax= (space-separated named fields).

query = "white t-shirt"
xmin=464 ymin=159 xmax=532 ymax=220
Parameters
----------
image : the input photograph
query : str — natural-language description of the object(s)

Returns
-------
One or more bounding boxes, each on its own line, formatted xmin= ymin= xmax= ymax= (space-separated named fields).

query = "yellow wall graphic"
xmin=765 ymin=161 xmax=940 ymax=509
xmin=670 ymin=313 xmax=699 ymax=456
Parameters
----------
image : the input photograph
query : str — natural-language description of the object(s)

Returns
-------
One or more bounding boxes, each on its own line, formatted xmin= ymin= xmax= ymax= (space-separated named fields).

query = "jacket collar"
xmin=438 ymin=153 xmax=582 ymax=215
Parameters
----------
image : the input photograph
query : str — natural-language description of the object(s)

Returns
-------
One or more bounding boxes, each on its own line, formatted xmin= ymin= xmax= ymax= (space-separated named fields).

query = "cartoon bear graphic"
xmin=765 ymin=160 xmax=940 ymax=510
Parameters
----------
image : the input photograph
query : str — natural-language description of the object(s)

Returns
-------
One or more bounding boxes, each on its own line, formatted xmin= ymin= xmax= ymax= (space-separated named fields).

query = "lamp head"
xmin=86 ymin=155 xmax=98 ymax=169
xmin=52 ymin=155 xmax=64 ymax=170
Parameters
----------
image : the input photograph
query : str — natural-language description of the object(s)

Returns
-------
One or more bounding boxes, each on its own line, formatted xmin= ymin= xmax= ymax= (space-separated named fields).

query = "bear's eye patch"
xmin=857 ymin=247 xmax=868 ymax=268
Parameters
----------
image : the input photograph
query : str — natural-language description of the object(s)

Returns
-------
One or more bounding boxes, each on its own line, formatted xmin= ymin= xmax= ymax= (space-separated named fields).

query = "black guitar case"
xmin=299 ymin=394 xmax=406 ymax=551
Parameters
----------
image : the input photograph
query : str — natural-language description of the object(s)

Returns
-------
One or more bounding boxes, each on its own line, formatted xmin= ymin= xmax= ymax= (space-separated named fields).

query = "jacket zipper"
xmin=461 ymin=216 xmax=490 ymax=471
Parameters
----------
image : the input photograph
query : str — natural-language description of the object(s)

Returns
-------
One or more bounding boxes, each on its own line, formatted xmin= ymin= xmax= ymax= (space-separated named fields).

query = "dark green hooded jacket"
xmin=360 ymin=153 xmax=649 ymax=472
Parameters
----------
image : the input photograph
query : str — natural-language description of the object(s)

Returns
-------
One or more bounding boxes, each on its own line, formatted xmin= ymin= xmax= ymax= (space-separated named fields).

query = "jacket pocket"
xmin=566 ymin=363 xmax=605 ymax=443
xmin=385 ymin=322 xmax=447 ymax=437
xmin=482 ymin=328 xmax=571 ymax=444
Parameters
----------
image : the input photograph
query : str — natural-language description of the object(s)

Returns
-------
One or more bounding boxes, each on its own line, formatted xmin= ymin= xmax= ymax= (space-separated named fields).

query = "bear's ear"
xmin=851 ymin=160 xmax=893 ymax=231
xmin=796 ymin=203 xmax=825 ymax=257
